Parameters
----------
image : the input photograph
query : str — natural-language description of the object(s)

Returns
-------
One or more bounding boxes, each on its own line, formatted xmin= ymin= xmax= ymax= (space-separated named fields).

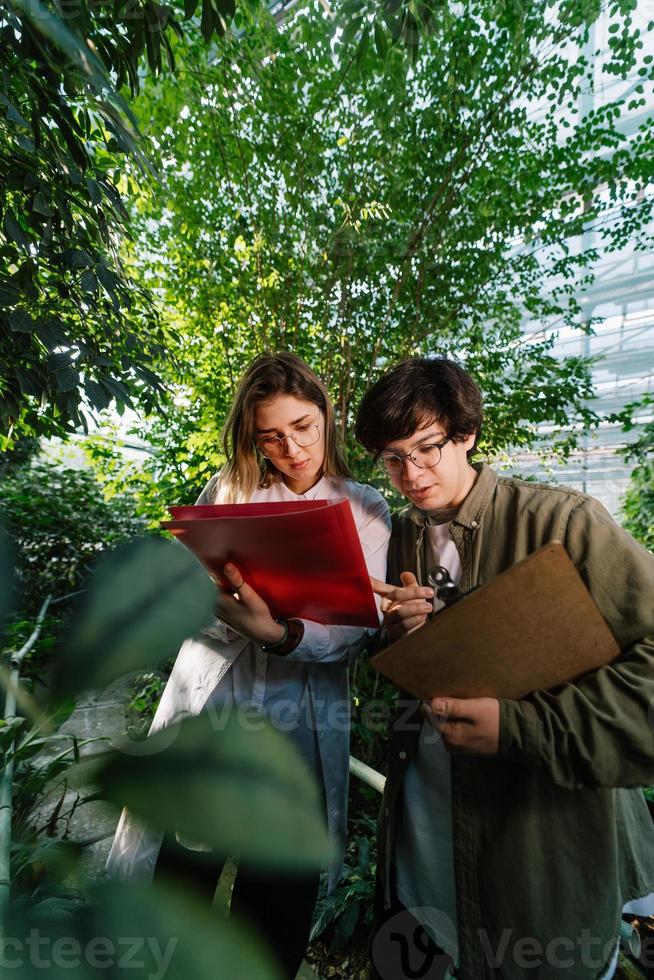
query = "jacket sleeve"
xmin=499 ymin=495 xmax=654 ymax=789
xmin=284 ymin=487 xmax=391 ymax=666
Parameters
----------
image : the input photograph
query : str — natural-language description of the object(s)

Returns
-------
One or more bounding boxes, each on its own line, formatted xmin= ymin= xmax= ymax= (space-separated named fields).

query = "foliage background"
xmin=112 ymin=0 xmax=654 ymax=502
xmin=1 ymin=0 xmax=653 ymax=973
xmin=615 ymin=396 xmax=654 ymax=552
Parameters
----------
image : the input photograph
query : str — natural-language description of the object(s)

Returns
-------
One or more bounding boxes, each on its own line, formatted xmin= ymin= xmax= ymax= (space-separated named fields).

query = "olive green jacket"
xmin=377 ymin=463 xmax=654 ymax=980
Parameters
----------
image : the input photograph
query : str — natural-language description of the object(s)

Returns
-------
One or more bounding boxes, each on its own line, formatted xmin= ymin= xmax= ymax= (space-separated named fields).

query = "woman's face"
xmin=254 ymin=394 xmax=326 ymax=494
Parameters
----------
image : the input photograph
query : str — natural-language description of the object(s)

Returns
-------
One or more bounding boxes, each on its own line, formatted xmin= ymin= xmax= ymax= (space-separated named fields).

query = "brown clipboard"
xmin=370 ymin=541 xmax=620 ymax=700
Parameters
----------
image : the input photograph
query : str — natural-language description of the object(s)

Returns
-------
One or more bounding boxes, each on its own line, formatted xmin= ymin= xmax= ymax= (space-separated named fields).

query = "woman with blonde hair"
xmin=106 ymin=352 xmax=390 ymax=978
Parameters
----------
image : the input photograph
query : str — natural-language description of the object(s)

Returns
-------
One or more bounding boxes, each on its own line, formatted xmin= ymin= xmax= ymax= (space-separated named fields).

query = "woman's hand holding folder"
xmin=215 ymin=562 xmax=286 ymax=647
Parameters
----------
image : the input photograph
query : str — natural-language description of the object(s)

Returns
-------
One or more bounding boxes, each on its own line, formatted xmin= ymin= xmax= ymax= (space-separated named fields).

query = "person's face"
xmin=379 ymin=419 xmax=477 ymax=511
xmin=254 ymin=394 xmax=326 ymax=494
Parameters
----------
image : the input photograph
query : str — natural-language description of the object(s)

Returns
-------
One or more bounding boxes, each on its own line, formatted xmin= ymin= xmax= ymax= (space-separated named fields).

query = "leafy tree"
xmin=119 ymin=0 xmax=653 ymax=493
xmin=622 ymin=464 xmax=654 ymax=553
xmin=613 ymin=396 xmax=654 ymax=552
xmin=0 ymin=0 xmax=432 ymax=449
xmin=0 ymin=0 xmax=241 ymax=447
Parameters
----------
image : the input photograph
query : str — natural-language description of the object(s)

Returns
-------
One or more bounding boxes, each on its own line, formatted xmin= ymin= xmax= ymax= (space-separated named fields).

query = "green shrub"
xmin=0 ymin=457 xmax=148 ymax=615
xmin=310 ymin=813 xmax=378 ymax=952
xmin=622 ymin=462 xmax=654 ymax=554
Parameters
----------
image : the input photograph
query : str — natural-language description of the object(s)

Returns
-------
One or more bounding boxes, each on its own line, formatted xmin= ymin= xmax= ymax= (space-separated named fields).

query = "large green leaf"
xmin=7 ymin=878 xmax=282 ymax=979
xmin=94 ymin=709 xmax=332 ymax=871
xmin=54 ymin=537 xmax=215 ymax=693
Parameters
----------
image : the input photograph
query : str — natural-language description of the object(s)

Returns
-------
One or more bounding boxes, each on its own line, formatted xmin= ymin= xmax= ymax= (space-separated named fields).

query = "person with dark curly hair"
xmin=356 ymin=357 xmax=654 ymax=980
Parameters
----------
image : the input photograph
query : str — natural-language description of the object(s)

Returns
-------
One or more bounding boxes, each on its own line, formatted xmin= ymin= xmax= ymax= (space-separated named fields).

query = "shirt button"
xmin=399 ymin=750 xmax=407 ymax=760
xmin=470 ymin=520 xmax=479 ymax=528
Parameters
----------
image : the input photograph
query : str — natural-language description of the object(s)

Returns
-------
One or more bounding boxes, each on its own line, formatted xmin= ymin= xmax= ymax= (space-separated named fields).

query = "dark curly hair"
xmin=354 ymin=357 xmax=483 ymax=458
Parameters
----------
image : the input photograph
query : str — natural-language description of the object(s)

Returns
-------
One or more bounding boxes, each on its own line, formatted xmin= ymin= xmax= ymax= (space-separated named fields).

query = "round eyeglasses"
xmin=376 ymin=438 xmax=450 ymax=475
xmin=257 ymin=423 xmax=321 ymax=458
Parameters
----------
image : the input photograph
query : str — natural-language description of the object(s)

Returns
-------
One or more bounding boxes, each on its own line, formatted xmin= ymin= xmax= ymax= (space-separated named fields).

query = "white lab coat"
xmin=105 ymin=474 xmax=391 ymax=892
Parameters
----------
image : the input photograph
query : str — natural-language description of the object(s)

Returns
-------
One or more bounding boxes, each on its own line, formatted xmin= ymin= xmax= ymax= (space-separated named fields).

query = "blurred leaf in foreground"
xmin=95 ymin=709 xmax=332 ymax=872
xmin=7 ymin=877 xmax=282 ymax=980
xmin=54 ymin=537 xmax=215 ymax=694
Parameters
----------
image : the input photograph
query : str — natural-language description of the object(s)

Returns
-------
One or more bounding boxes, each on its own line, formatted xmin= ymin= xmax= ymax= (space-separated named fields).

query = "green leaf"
xmin=374 ymin=20 xmax=389 ymax=58
xmin=34 ymin=318 xmax=68 ymax=349
xmin=355 ymin=25 xmax=370 ymax=65
xmin=56 ymin=367 xmax=80 ymax=391
xmin=95 ymin=709 xmax=332 ymax=871
xmin=215 ymin=0 xmax=236 ymax=24
xmin=184 ymin=0 xmax=199 ymax=16
xmin=0 ymin=717 xmax=25 ymax=752
xmin=95 ymin=264 xmax=120 ymax=292
xmin=0 ymin=283 xmax=20 ymax=308
xmin=11 ymin=0 xmax=140 ymax=149
xmin=330 ymin=897 xmax=360 ymax=950
xmin=310 ymin=896 xmax=340 ymax=941
xmin=16 ymin=133 xmax=35 ymax=153
xmin=63 ymin=249 xmax=93 ymax=271
xmin=6 ymin=878 xmax=283 ymax=980
xmin=80 ymin=270 xmax=98 ymax=293
xmin=5 ymin=101 xmax=30 ymax=129
xmin=84 ymin=379 xmax=111 ymax=411
xmin=32 ymin=192 xmax=54 ymax=216
xmin=8 ymin=309 xmax=33 ymax=332
xmin=54 ymin=537 xmax=216 ymax=693
xmin=86 ymin=178 xmax=102 ymax=206
xmin=200 ymin=0 xmax=215 ymax=41
xmin=15 ymin=367 xmax=43 ymax=396
xmin=102 ymin=375 xmax=134 ymax=406
xmin=4 ymin=213 xmax=29 ymax=250
xmin=341 ymin=15 xmax=364 ymax=44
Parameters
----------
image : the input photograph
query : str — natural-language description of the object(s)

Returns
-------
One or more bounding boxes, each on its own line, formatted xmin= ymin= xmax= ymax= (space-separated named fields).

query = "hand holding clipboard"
xmin=370 ymin=542 xmax=620 ymax=701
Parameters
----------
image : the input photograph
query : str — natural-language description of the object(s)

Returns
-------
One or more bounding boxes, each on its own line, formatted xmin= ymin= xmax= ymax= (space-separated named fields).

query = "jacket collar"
xmin=408 ymin=462 xmax=497 ymax=530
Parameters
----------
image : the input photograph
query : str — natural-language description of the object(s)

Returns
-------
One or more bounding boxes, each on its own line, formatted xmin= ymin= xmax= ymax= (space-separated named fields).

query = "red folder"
xmin=162 ymin=499 xmax=379 ymax=628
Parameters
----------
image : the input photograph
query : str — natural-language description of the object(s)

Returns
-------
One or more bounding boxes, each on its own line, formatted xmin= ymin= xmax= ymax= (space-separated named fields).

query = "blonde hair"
xmin=218 ymin=353 xmax=352 ymax=503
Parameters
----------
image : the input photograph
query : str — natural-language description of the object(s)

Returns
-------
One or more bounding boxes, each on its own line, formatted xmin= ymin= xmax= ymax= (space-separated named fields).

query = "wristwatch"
xmin=260 ymin=618 xmax=304 ymax=656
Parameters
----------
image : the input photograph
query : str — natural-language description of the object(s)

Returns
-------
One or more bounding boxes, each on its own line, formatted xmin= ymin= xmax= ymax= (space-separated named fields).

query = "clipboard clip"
xmin=426 ymin=566 xmax=463 ymax=607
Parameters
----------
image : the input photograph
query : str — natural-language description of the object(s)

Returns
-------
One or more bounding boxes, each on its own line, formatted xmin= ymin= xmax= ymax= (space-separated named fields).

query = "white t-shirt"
xmin=394 ymin=518 xmax=461 ymax=962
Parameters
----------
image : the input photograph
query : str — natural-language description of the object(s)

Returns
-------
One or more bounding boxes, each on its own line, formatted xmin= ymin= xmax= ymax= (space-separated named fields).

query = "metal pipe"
xmin=349 ymin=755 xmax=386 ymax=795
xmin=0 ymin=595 xmax=51 ymax=932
